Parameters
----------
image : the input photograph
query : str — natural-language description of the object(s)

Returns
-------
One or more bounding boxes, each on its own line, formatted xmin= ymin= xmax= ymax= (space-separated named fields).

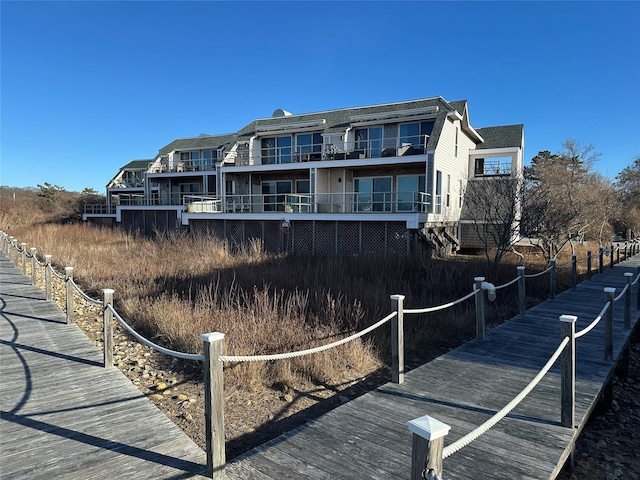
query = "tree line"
xmin=466 ymin=139 xmax=640 ymax=268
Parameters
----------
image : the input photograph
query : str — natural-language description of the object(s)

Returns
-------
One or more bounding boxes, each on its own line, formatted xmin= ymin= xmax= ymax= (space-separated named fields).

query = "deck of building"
xmin=1 ymin=251 xmax=638 ymax=479
xmin=0 ymin=254 xmax=208 ymax=479
xmin=225 ymin=256 xmax=640 ymax=479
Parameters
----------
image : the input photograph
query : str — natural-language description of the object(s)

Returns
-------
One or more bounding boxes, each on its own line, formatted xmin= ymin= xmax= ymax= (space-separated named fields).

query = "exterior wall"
xmin=432 ymin=117 xmax=473 ymax=223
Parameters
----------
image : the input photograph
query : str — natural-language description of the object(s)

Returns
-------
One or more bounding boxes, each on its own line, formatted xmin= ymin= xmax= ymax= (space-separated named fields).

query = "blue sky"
xmin=1 ymin=1 xmax=639 ymax=193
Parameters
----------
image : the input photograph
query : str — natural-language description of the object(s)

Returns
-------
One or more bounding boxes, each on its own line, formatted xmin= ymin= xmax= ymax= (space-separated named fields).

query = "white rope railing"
xmin=494 ymin=276 xmax=520 ymax=291
xmin=48 ymin=263 xmax=66 ymax=280
xmin=442 ymin=336 xmax=570 ymax=459
xmin=614 ymin=284 xmax=628 ymax=302
xmin=575 ymin=302 xmax=610 ymax=339
xmin=556 ymin=261 xmax=573 ymax=269
xmin=633 ymin=272 xmax=640 ymax=286
xmin=404 ymin=290 xmax=476 ymax=315
xmin=524 ymin=265 xmax=554 ymax=279
xmin=34 ymin=256 xmax=46 ymax=267
xmin=106 ymin=304 xmax=205 ymax=361
xmin=68 ymin=278 xmax=102 ymax=306
xmin=219 ymin=311 xmax=397 ymax=363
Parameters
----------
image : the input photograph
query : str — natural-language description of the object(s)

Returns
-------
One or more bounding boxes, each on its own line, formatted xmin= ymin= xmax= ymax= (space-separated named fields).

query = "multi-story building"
xmin=84 ymin=96 xmax=524 ymax=256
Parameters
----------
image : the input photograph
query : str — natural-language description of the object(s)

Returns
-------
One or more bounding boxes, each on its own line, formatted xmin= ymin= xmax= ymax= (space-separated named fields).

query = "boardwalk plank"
xmin=0 ymin=254 xmax=207 ymax=480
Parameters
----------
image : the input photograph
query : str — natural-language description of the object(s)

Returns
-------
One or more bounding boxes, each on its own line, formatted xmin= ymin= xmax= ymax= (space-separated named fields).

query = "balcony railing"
xmin=231 ymin=134 xmax=430 ymax=166
xmin=474 ymin=159 xmax=512 ymax=177
xmin=83 ymin=204 xmax=116 ymax=215
xmin=183 ymin=191 xmax=430 ymax=215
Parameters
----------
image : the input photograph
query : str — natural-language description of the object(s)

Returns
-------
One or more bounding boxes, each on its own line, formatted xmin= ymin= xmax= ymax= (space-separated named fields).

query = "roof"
xmin=120 ymin=159 xmax=155 ymax=170
xmin=151 ymin=97 xmax=516 ymax=157
xmin=157 ymin=133 xmax=238 ymax=155
xmin=475 ymin=124 xmax=524 ymax=150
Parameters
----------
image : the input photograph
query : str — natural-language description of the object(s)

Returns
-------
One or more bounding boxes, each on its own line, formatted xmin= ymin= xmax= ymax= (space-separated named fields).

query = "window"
xmin=262 ymin=181 xmax=292 ymax=211
xmin=474 ymin=158 xmax=485 ymax=176
xmin=202 ymin=150 xmax=217 ymax=170
xmin=399 ymin=121 xmax=434 ymax=150
xmin=459 ymin=179 xmax=463 ymax=208
xmin=397 ymin=175 xmax=426 ymax=212
xmin=179 ymin=151 xmax=200 ymax=170
xmin=455 ymin=127 xmax=459 ymax=157
xmin=178 ymin=150 xmax=218 ymax=171
xmin=446 ymin=174 xmax=451 ymax=207
xmin=295 ymin=179 xmax=310 ymax=194
xmin=354 ymin=127 xmax=383 ymax=158
xmin=295 ymin=133 xmax=323 ymax=161
xmin=261 ymin=136 xmax=292 ymax=164
xmin=435 ymin=171 xmax=442 ymax=214
xmin=354 ymin=177 xmax=391 ymax=212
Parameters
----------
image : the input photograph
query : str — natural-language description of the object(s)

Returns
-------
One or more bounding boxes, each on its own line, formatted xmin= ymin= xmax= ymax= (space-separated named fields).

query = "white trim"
xmin=349 ymin=106 xmax=439 ymax=124
xmin=469 ymin=146 xmax=521 ymax=156
xmin=255 ymin=119 xmax=326 ymax=134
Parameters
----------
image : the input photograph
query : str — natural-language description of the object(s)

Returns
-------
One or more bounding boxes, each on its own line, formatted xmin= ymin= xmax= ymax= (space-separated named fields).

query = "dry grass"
xmin=7 ymin=223 xmax=598 ymax=393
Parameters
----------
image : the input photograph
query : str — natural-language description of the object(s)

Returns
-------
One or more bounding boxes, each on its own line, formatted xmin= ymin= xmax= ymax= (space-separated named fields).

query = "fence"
xmin=1 ymin=231 xmax=639 ymax=479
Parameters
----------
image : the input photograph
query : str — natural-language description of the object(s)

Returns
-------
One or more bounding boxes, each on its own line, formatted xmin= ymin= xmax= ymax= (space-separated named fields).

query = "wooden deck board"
xmin=0 ymin=254 xmax=208 ymax=479
xmin=2 ymin=250 xmax=639 ymax=479
xmin=226 ymin=256 xmax=640 ymax=479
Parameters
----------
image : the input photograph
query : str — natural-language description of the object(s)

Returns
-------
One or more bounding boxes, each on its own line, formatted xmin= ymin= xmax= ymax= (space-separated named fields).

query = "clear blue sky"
xmin=1 ymin=1 xmax=639 ymax=193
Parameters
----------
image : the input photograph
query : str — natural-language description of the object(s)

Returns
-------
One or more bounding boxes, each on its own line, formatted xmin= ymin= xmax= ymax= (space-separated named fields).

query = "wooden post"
xmin=21 ymin=243 xmax=27 ymax=274
xmin=636 ymin=265 xmax=640 ymax=309
xmin=587 ymin=250 xmax=592 ymax=280
xmin=571 ymin=254 xmax=577 ymax=288
xmin=624 ymin=272 xmax=633 ymax=330
xmin=30 ymin=248 xmax=37 ymax=286
xmin=45 ymin=255 xmax=52 ymax=301
xmin=599 ymin=248 xmax=604 ymax=274
xmin=550 ymin=259 xmax=557 ymax=300
xmin=604 ymin=287 xmax=615 ymax=362
xmin=624 ymin=243 xmax=628 ymax=260
xmin=610 ymin=245 xmax=614 ymax=269
xmin=201 ymin=332 xmax=226 ymax=479
xmin=9 ymin=237 xmax=15 ymax=263
xmin=103 ymin=289 xmax=114 ymax=368
xmin=637 ymin=266 xmax=640 ymax=310
xmin=390 ymin=294 xmax=405 ymax=384
xmin=616 ymin=245 xmax=620 ymax=264
xmin=408 ymin=415 xmax=450 ymax=480
xmin=517 ymin=266 xmax=526 ymax=314
xmin=560 ymin=315 xmax=577 ymax=428
xmin=65 ymin=267 xmax=74 ymax=325
xmin=475 ymin=277 xmax=486 ymax=340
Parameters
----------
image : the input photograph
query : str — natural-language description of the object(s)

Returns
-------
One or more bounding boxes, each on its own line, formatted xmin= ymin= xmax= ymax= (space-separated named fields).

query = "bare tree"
xmin=615 ymin=156 xmax=640 ymax=239
xmin=461 ymin=175 xmax=523 ymax=272
xmin=523 ymin=139 xmax=604 ymax=260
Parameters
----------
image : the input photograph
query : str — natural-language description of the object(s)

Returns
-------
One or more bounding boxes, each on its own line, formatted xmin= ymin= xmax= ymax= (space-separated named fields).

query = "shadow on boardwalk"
xmin=0 ymin=254 xmax=208 ymax=480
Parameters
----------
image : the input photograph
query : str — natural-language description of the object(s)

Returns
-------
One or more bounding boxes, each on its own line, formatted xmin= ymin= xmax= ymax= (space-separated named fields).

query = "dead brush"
xmin=8 ymin=222 xmax=572 ymax=393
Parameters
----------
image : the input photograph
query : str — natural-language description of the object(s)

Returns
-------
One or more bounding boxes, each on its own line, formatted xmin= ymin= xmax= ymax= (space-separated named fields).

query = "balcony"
xmin=232 ymin=134 xmax=429 ymax=166
xmin=183 ymin=191 xmax=430 ymax=215
xmin=474 ymin=158 xmax=512 ymax=177
xmin=150 ymin=158 xmax=217 ymax=173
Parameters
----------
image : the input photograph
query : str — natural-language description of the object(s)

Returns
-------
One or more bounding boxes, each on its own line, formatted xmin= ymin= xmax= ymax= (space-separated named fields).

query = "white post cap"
xmin=408 ymin=415 xmax=450 ymax=440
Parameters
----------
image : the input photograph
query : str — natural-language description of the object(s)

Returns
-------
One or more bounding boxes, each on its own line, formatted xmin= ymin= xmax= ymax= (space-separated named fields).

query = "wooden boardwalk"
xmin=1 ymin=251 xmax=638 ymax=479
xmin=0 ymin=254 xmax=208 ymax=479
xmin=225 ymin=257 xmax=640 ymax=479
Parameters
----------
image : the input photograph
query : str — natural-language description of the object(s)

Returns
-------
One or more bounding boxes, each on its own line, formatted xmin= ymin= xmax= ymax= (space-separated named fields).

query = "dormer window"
xmin=399 ymin=121 xmax=434 ymax=151
xmin=354 ymin=127 xmax=383 ymax=158
xmin=295 ymin=132 xmax=323 ymax=161
xmin=261 ymin=135 xmax=292 ymax=164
